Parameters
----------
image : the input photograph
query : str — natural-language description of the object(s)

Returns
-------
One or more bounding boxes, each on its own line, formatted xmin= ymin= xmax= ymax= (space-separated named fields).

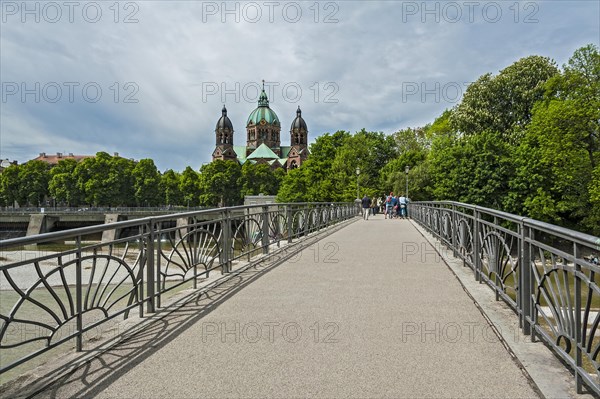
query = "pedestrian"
xmin=385 ymin=192 xmax=395 ymax=219
xmin=399 ymin=194 xmax=408 ymax=218
xmin=361 ymin=194 xmax=372 ymax=220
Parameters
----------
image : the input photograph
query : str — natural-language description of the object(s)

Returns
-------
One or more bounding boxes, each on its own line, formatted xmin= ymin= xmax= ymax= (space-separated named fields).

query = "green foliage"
xmin=179 ymin=166 xmax=201 ymax=207
xmin=0 ymin=45 xmax=596 ymax=238
xmin=277 ymin=167 xmax=307 ymax=202
xmin=49 ymin=158 xmax=82 ymax=206
xmin=198 ymin=160 xmax=242 ymax=207
xmin=424 ymin=45 xmax=598 ymax=235
xmin=110 ymin=157 xmax=136 ymax=206
xmin=132 ymin=159 xmax=161 ymax=206
xmin=330 ymin=129 xmax=398 ymax=201
xmin=278 ymin=130 xmax=380 ymax=203
xmin=451 ymin=55 xmax=558 ymax=140
xmin=0 ymin=164 xmax=21 ymax=207
xmin=73 ymin=152 xmax=135 ymax=207
xmin=427 ymin=109 xmax=454 ymax=138
xmin=160 ymin=169 xmax=182 ymax=206
xmin=239 ymin=163 xmax=280 ymax=197
xmin=588 ymin=165 xmax=600 ymax=234
xmin=18 ymin=161 xmax=50 ymax=206
xmin=381 ymin=127 xmax=429 ymax=198
xmin=504 ymin=45 xmax=599 ymax=234
xmin=309 ymin=131 xmax=351 ymax=162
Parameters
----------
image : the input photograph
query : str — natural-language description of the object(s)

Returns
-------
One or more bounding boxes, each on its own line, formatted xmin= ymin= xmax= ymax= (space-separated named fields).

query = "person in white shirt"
xmin=398 ymin=195 xmax=408 ymax=218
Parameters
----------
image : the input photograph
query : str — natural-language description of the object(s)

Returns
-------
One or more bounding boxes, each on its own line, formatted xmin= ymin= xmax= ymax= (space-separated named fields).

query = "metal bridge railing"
xmin=411 ymin=201 xmax=600 ymax=396
xmin=0 ymin=202 xmax=357 ymax=375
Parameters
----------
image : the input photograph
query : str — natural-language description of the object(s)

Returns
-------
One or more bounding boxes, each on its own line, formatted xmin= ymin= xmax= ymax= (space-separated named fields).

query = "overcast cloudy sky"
xmin=1 ymin=0 xmax=598 ymax=171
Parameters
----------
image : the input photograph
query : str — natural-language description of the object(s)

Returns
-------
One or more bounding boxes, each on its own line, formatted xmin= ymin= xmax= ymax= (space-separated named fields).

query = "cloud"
xmin=1 ymin=0 xmax=598 ymax=171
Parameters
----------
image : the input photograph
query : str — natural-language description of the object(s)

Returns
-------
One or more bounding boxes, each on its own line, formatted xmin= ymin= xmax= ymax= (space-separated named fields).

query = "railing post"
xmin=262 ymin=205 xmax=269 ymax=254
xmin=451 ymin=204 xmax=457 ymax=258
xmin=520 ymin=222 xmax=532 ymax=335
xmin=574 ymin=241 xmax=583 ymax=394
xmin=146 ymin=220 xmax=155 ymax=314
xmin=530 ymin=227 xmax=538 ymax=344
xmin=286 ymin=205 xmax=292 ymax=244
xmin=304 ymin=206 xmax=309 ymax=237
xmin=222 ymin=208 xmax=231 ymax=273
xmin=138 ymin=225 xmax=144 ymax=318
xmin=473 ymin=209 xmax=481 ymax=282
xmin=156 ymin=223 xmax=162 ymax=308
xmin=275 ymin=206 xmax=281 ymax=248
xmin=76 ymin=236 xmax=83 ymax=352
xmin=317 ymin=205 xmax=322 ymax=231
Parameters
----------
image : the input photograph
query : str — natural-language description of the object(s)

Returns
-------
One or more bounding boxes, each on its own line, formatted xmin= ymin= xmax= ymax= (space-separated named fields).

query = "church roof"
xmin=247 ymin=86 xmax=280 ymax=126
xmin=247 ymin=143 xmax=279 ymax=160
xmin=233 ymin=146 xmax=248 ymax=162
xmin=290 ymin=106 xmax=307 ymax=131
xmin=216 ymin=105 xmax=233 ymax=132
xmin=280 ymin=146 xmax=292 ymax=157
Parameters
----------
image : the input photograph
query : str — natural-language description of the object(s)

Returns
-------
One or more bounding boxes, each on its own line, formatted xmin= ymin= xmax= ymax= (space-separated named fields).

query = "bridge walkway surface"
xmin=8 ymin=215 xmax=546 ymax=398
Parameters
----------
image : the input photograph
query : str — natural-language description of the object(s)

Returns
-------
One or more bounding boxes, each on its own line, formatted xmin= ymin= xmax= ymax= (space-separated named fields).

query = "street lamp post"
xmin=405 ymin=165 xmax=410 ymax=198
xmin=356 ymin=167 xmax=361 ymax=200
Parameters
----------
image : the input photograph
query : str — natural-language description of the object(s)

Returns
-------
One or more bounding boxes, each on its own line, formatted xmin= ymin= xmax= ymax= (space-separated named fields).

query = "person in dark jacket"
xmin=361 ymin=194 xmax=372 ymax=220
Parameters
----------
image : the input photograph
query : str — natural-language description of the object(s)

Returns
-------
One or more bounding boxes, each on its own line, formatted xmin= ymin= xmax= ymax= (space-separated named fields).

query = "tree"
xmin=277 ymin=167 xmax=307 ymax=202
xmin=301 ymin=131 xmax=354 ymax=202
xmin=49 ymin=158 xmax=82 ymax=206
xmin=451 ymin=55 xmax=558 ymax=140
xmin=111 ymin=157 xmax=136 ymax=206
xmin=18 ymin=160 xmax=50 ymax=206
xmin=330 ymin=130 xmax=398 ymax=201
xmin=239 ymin=163 xmax=279 ymax=197
xmin=132 ymin=159 xmax=161 ymax=206
xmin=382 ymin=127 xmax=430 ymax=197
xmin=588 ymin=165 xmax=600 ymax=235
xmin=160 ymin=169 xmax=183 ymax=206
xmin=308 ymin=131 xmax=351 ymax=162
xmin=179 ymin=166 xmax=201 ymax=207
xmin=74 ymin=152 xmax=134 ymax=207
xmin=507 ymin=45 xmax=599 ymax=233
xmin=198 ymin=160 xmax=242 ymax=206
xmin=0 ymin=164 xmax=21 ymax=207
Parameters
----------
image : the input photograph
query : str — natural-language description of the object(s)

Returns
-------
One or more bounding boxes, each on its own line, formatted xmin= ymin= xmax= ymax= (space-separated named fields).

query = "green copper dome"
xmin=246 ymin=89 xmax=280 ymax=126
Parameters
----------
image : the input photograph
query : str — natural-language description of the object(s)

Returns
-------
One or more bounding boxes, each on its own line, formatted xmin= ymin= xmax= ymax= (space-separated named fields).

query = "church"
xmin=212 ymin=83 xmax=309 ymax=170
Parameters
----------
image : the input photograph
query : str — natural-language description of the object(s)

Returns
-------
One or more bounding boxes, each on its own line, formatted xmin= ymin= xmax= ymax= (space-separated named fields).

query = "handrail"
xmin=0 ymin=202 xmax=359 ymax=376
xmin=411 ymin=201 xmax=600 ymax=395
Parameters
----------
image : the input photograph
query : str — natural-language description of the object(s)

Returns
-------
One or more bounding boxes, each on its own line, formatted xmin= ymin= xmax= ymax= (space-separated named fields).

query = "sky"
xmin=1 ymin=0 xmax=599 ymax=172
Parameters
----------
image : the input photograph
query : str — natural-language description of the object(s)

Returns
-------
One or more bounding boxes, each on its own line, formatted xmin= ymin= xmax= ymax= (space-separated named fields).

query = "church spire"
xmin=258 ymin=79 xmax=269 ymax=107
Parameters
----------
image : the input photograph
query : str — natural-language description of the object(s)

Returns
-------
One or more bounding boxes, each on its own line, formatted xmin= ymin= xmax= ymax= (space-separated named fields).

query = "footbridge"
xmin=0 ymin=202 xmax=598 ymax=398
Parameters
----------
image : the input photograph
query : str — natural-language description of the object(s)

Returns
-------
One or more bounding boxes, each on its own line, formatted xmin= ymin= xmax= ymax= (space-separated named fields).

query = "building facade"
xmin=212 ymin=84 xmax=309 ymax=169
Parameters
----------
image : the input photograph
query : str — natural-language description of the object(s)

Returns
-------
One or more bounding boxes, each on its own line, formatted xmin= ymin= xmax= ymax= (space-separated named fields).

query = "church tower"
xmin=246 ymin=81 xmax=281 ymax=157
xmin=212 ymin=105 xmax=237 ymax=161
xmin=286 ymin=106 xmax=309 ymax=169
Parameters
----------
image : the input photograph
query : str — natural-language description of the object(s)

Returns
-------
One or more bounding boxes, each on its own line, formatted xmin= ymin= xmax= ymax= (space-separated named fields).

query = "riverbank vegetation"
xmin=1 ymin=45 xmax=598 ymax=235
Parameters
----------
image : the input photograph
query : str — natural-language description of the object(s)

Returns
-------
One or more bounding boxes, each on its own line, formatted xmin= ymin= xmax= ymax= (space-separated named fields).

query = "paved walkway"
xmin=24 ymin=215 xmax=538 ymax=398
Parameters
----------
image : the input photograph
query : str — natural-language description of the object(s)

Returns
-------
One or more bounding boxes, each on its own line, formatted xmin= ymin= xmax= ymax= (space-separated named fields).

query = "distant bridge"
xmin=0 ymin=207 xmax=210 ymax=238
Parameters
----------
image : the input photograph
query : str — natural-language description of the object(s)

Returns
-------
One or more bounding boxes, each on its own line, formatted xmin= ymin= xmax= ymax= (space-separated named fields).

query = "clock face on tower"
xmin=260 ymin=119 xmax=266 ymax=125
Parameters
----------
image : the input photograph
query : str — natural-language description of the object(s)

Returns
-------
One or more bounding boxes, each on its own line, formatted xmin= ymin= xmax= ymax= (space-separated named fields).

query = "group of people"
xmin=360 ymin=192 xmax=410 ymax=220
